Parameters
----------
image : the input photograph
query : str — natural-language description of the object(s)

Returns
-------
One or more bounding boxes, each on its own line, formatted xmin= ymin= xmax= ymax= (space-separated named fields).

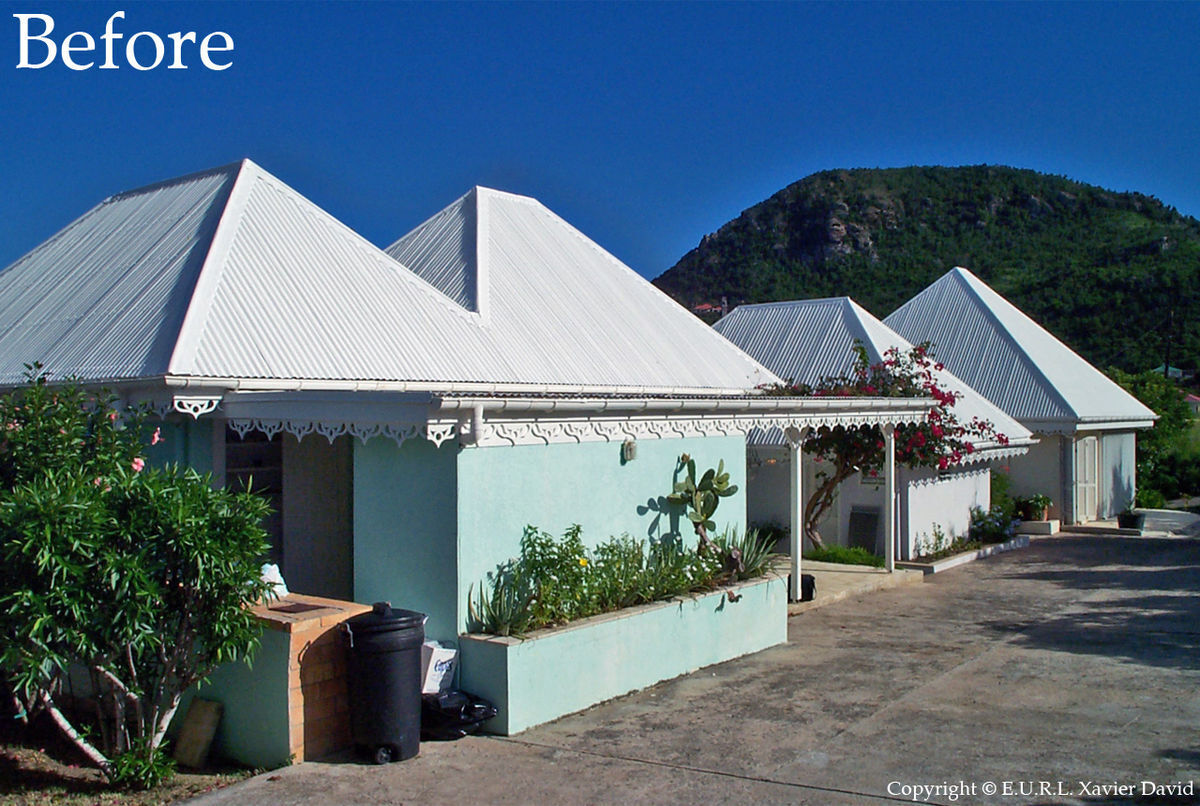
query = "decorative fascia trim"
xmin=218 ymin=390 xmax=450 ymax=446
xmin=121 ymin=388 xmax=935 ymax=450
xmin=472 ymin=408 xmax=927 ymax=448
xmin=905 ymin=464 xmax=990 ymax=489
xmin=173 ymin=395 xmax=222 ymax=419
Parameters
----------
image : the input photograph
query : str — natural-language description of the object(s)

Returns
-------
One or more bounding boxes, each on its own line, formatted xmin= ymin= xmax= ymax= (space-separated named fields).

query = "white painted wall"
xmin=1005 ymin=437 xmax=1066 ymax=521
xmin=745 ymin=445 xmax=838 ymax=554
xmin=746 ymin=446 xmax=790 ymax=529
xmin=903 ymin=466 xmax=990 ymax=560
xmin=748 ymin=446 xmax=991 ymax=561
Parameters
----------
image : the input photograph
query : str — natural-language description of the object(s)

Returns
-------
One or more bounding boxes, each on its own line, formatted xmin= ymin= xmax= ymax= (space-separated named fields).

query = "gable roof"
xmin=713 ymin=297 xmax=1034 ymax=453
xmin=0 ymin=162 xmax=776 ymax=395
xmin=884 ymin=267 xmax=1156 ymax=432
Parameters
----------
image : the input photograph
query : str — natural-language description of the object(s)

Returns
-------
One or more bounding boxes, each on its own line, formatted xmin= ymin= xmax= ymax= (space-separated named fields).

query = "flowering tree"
xmin=0 ymin=367 xmax=273 ymax=788
xmin=761 ymin=343 xmax=1008 ymax=550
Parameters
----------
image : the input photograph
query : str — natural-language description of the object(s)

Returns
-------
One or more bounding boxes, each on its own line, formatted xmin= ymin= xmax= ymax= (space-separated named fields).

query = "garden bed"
xmin=896 ymin=535 xmax=1029 ymax=575
xmin=459 ymin=572 xmax=787 ymax=734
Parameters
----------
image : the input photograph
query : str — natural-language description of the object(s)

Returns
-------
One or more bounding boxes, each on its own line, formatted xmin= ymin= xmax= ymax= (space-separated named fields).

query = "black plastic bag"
xmin=420 ymin=690 xmax=497 ymax=741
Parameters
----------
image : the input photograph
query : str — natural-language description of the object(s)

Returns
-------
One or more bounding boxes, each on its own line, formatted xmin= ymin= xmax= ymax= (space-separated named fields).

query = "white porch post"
xmin=883 ymin=424 xmax=896 ymax=573
xmin=788 ymin=427 xmax=808 ymax=601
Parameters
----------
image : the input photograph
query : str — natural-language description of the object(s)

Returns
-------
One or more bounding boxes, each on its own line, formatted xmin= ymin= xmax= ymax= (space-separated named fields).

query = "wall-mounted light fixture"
xmin=621 ymin=439 xmax=637 ymax=462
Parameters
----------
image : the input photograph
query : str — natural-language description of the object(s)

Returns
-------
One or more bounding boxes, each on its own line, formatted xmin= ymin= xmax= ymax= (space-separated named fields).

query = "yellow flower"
xmin=578 ymin=557 xmax=588 ymax=567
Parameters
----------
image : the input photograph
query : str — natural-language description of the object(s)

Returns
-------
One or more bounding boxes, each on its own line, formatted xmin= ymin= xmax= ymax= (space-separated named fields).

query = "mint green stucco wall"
xmin=460 ymin=573 xmax=786 ymax=734
xmin=146 ymin=417 xmax=214 ymax=474
xmin=353 ymin=437 xmax=458 ymax=641
xmin=172 ymin=629 xmax=291 ymax=769
xmin=455 ymin=435 xmax=747 ymax=634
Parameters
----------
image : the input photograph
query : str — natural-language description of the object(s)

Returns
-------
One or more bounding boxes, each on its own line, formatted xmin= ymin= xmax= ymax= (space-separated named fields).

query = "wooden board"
xmin=173 ymin=699 xmax=223 ymax=769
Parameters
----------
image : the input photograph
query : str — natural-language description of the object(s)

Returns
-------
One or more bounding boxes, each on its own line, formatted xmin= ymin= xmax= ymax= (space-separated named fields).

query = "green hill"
xmin=653 ymin=166 xmax=1200 ymax=373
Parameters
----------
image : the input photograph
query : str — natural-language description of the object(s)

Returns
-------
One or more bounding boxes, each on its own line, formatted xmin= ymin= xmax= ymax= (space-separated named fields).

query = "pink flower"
xmin=108 ymin=411 xmax=118 ymax=422
xmin=151 ymin=427 xmax=163 ymax=445
xmin=131 ymin=457 xmax=145 ymax=472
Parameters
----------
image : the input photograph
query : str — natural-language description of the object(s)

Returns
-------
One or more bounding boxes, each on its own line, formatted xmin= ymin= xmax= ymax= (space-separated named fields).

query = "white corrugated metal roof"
xmin=382 ymin=185 xmax=778 ymax=392
xmin=884 ymin=267 xmax=1156 ymax=431
xmin=0 ymin=165 xmax=237 ymax=385
xmin=0 ymin=161 xmax=777 ymax=395
xmin=714 ymin=297 xmax=1034 ymax=450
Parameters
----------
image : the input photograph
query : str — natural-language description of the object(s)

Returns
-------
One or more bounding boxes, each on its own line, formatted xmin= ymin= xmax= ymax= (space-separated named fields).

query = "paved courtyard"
xmin=191 ymin=533 xmax=1200 ymax=805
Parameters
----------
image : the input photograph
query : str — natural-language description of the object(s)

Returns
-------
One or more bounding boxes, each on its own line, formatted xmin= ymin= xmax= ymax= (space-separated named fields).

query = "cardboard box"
xmin=421 ymin=641 xmax=458 ymax=694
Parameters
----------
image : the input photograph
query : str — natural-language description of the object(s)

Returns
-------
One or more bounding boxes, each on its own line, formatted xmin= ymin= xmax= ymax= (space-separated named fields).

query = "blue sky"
xmin=2 ymin=1 xmax=1198 ymax=279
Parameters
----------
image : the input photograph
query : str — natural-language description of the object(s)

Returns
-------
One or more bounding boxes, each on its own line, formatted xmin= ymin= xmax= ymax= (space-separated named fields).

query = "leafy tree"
xmin=1108 ymin=368 xmax=1194 ymax=498
xmin=0 ymin=367 xmax=273 ymax=787
xmin=762 ymin=344 xmax=1008 ymax=549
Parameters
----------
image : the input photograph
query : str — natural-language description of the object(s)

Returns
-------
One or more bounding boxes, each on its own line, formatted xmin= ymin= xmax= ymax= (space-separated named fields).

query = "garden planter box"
xmin=458 ymin=572 xmax=788 ymax=735
xmin=1016 ymin=519 xmax=1060 ymax=535
xmin=896 ymin=535 xmax=1030 ymax=575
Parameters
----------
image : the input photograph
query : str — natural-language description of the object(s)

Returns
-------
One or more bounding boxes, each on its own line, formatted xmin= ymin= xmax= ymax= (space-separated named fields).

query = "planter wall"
xmin=459 ymin=572 xmax=787 ymax=735
xmin=895 ymin=535 xmax=1030 ymax=575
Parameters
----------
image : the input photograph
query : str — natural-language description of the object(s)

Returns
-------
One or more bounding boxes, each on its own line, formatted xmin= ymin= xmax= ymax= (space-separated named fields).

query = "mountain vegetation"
xmin=654 ymin=166 xmax=1200 ymax=373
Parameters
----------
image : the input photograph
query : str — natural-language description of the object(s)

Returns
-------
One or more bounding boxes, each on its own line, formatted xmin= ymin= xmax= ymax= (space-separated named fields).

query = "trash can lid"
xmin=346 ymin=601 xmax=426 ymax=634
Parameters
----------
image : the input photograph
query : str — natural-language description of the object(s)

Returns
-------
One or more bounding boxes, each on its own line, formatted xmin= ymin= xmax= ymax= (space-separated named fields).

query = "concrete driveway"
xmin=190 ymin=534 xmax=1200 ymax=805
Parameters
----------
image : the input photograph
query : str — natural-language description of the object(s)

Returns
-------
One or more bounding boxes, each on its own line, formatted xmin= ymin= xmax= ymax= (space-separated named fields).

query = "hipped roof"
xmin=885 ymin=267 xmax=1156 ymax=433
xmin=713 ymin=297 xmax=1034 ymax=452
xmin=0 ymin=161 xmax=776 ymax=395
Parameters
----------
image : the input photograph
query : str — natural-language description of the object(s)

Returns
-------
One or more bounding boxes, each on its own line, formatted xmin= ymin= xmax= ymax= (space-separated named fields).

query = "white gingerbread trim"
xmin=173 ymin=395 xmax=221 ymax=419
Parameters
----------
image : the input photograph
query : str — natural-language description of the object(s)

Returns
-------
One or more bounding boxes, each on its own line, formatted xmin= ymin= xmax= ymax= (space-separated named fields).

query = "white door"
xmin=1075 ymin=436 xmax=1099 ymax=523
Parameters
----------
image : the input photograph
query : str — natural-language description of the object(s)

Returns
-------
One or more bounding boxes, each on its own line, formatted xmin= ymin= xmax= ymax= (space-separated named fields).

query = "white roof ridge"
xmin=511 ymin=194 xmax=777 ymax=379
xmin=167 ymin=160 xmax=255 ymax=374
xmin=170 ymin=162 xmax=487 ymax=375
xmin=472 ymin=185 xmax=540 ymax=205
xmin=0 ymin=161 xmax=245 ymax=284
xmin=731 ymin=296 xmax=852 ymax=311
xmin=947 ymin=267 xmax=1079 ymax=419
xmin=108 ymin=160 xmax=247 ymax=204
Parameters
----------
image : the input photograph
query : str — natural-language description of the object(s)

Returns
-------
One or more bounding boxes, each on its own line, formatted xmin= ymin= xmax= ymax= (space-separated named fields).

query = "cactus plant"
xmin=666 ymin=454 xmax=739 ymax=549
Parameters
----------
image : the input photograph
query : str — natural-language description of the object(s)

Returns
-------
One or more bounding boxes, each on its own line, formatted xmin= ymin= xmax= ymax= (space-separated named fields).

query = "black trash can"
xmin=344 ymin=602 xmax=425 ymax=763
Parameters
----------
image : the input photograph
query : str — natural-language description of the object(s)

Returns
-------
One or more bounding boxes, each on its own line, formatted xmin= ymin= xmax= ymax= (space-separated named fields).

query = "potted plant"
xmin=1117 ymin=504 xmax=1145 ymax=530
xmin=1017 ymin=494 xmax=1052 ymax=521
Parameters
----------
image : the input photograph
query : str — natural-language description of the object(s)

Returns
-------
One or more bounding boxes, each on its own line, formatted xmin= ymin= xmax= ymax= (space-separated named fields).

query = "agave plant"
xmin=712 ymin=527 xmax=780 ymax=581
xmin=467 ymin=571 xmax=534 ymax=637
xmin=666 ymin=454 xmax=739 ymax=549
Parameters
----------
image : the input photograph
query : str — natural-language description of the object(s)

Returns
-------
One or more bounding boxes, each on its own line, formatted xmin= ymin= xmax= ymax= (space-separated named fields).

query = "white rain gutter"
xmin=158 ymin=374 xmax=778 ymax=398
xmin=435 ymin=395 xmax=932 ymax=416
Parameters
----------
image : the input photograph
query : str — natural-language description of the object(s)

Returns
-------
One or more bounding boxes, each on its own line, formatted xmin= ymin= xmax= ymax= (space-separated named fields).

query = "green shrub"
xmin=109 ymin=738 xmax=177 ymax=790
xmin=1135 ymin=487 xmax=1166 ymax=509
xmin=0 ymin=366 xmax=274 ymax=785
xmin=968 ymin=505 xmax=1016 ymax=543
xmin=467 ymin=525 xmax=777 ymax=636
xmin=990 ymin=471 xmax=1017 ymax=522
xmin=913 ymin=524 xmax=982 ymax=562
xmin=803 ymin=545 xmax=884 ymax=568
